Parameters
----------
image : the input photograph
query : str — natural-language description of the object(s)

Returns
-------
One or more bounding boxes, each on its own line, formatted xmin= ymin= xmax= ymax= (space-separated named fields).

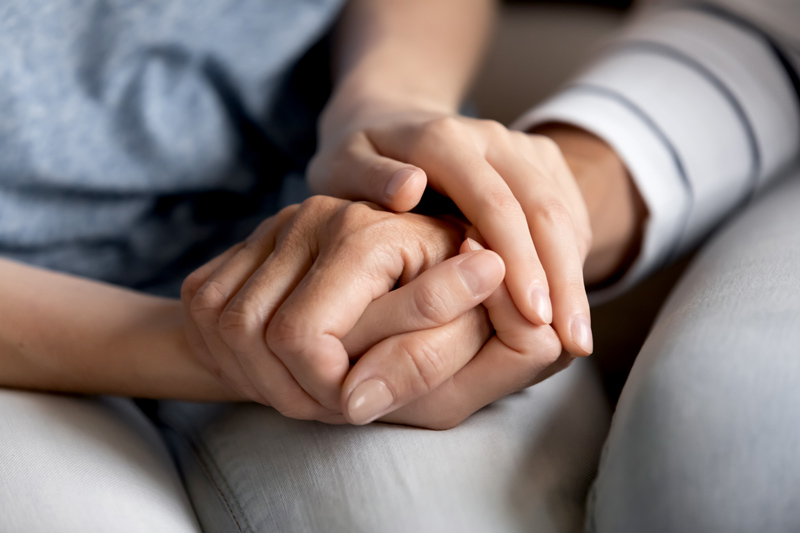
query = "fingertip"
xmin=569 ymin=314 xmax=593 ymax=356
xmin=344 ymin=378 xmax=395 ymax=425
xmin=384 ymin=168 xmax=426 ymax=212
xmin=530 ymin=286 xmax=553 ymax=325
xmin=455 ymin=248 xmax=506 ymax=299
xmin=462 ymin=237 xmax=484 ymax=253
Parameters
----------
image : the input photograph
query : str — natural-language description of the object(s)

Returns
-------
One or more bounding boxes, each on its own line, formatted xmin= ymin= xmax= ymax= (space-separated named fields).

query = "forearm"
xmin=324 ymin=0 xmax=495 ymax=124
xmin=0 ymin=258 xmax=240 ymax=401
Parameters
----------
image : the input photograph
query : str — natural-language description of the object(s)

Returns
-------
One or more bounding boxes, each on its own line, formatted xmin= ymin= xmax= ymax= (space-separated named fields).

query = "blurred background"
xmin=473 ymin=0 xmax=632 ymax=124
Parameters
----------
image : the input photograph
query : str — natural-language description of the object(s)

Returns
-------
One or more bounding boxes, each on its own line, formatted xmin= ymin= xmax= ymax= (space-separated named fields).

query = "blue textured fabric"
xmin=0 ymin=0 xmax=344 ymax=295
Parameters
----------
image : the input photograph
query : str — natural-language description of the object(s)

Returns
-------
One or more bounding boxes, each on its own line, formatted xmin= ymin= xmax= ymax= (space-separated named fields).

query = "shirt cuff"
xmin=511 ymin=88 xmax=690 ymax=302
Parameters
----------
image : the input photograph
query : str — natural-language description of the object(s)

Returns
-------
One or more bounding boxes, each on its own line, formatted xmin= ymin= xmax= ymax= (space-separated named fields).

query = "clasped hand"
xmin=309 ymin=107 xmax=594 ymax=356
xmin=182 ymin=197 xmax=571 ymax=429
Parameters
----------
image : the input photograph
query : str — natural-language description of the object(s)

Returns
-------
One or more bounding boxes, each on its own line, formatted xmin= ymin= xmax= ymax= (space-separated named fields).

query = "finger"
xmin=341 ymin=247 xmax=504 ymax=357
xmin=186 ymin=222 xmax=280 ymax=402
xmin=218 ymin=210 xmax=338 ymax=417
xmin=383 ymin=239 xmax=565 ymax=429
xmin=528 ymin=207 xmax=593 ymax=355
xmin=489 ymin=140 xmax=593 ymax=356
xmin=370 ymin=121 xmax=552 ymax=326
xmin=181 ymin=242 xmax=245 ymax=302
xmin=264 ymin=235 xmax=403 ymax=409
xmin=264 ymin=205 xmax=452 ymax=409
xmin=309 ymin=132 xmax=427 ymax=212
xmin=341 ymin=305 xmax=491 ymax=425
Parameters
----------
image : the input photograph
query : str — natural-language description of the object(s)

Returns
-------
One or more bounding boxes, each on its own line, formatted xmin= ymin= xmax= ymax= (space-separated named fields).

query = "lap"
xmin=0 ymin=389 xmax=200 ymax=533
xmin=158 ymin=356 xmax=610 ymax=533
xmin=590 ymin=169 xmax=800 ymax=533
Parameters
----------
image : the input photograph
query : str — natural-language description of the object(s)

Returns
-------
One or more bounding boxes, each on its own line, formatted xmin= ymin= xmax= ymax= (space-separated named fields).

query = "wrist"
xmin=130 ymin=300 xmax=244 ymax=402
xmin=531 ymin=123 xmax=647 ymax=286
xmin=320 ymin=73 xmax=458 ymax=140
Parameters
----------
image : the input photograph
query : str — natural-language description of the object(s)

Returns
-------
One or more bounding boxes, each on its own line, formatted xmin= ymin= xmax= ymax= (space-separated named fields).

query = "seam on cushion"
xmin=187 ymin=436 xmax=254 ymax=533
xmin=163 ymin=422 xmax=256 ymax=533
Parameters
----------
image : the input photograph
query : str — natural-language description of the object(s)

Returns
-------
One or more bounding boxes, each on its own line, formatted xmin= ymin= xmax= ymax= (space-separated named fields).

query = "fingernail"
xmin=570 ymin=315 xmax=594 ymax=354
xmin=457 ymin=252 xmax=501 ymax=296
xmin=347 ymin=379 xmax=394 ymax=425
xmin=464 ymin=237 xmax=484 ymax=251
xmin=385 ymin=169 xmax=418 ymax=200
xmin=530 ymin=286 xmax=553 ymax=324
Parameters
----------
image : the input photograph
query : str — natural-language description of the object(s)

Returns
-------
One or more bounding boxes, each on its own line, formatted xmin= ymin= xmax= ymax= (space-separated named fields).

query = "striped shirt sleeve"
xmin=512 ymin=1 xmax=800 ymax=298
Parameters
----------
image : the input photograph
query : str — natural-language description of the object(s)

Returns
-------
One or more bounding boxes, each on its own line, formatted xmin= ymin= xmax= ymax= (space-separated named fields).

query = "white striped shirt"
xmin=512 ymin=0 xmax=800 ymax=298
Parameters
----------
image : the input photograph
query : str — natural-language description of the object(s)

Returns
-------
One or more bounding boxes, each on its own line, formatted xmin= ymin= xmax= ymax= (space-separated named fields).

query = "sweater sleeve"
xmin=512 ymin=1 xmax=800 ymax=297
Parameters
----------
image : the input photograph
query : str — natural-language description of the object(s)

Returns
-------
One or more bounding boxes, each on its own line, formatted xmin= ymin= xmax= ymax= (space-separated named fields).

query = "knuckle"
xmin=415 ymin=116 xmax=464 ymax=151
xmin=396 ymin=336 xmax=446 ymax=397
xmin=266 ymin=312 xmax=310 ymax=358
xmin=510 ymin=324 xmax=562 ymax=365
xmin=509 ymin=129 xmax=531 ymax=144
xmin=534 ymin=198 xmax=573 ymax=229
xmin=336 ymin=200 xmax=380 ymax=231
xmin=218 ymin=304 xmax=261 ymax=351
xmin=426 ymin=116 xmax=462 ymax=137
xmin=181 ymin=269 xmax=205 ymax=303
xmin=275 ymin=203 xmax=301 ymax=225
xmin=331 ymin=204 xmax=397 ymax=255
xmin=480 ymin=187 xmax=523 ymax=217
xmin=412 ymin=282 xmax=454 ymax=326
xmin=189 ymin=279 xmax=229 ymax=327
xmin=300 ymin=194 xmax=338 ymax=212
xmin=480 ymin=118 xmax=508 ymax=137
xmin=530 ymin=133 xmax=561 ymax=157
xmin=292 ymin=195 xmax=340 ymax=229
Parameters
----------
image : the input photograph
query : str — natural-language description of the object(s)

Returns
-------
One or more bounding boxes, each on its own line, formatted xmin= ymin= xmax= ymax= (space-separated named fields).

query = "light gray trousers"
xmin=2 ymin=167 xmax=799 ymax=533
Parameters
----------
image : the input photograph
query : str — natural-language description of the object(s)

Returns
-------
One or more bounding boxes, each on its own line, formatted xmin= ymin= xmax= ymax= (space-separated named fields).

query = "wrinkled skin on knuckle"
xmin=503 ymin=323 xmax=561 ymax=365
xmin=408 ymin=215 xmax=463 ymax=262
xmin=332 ymin=201 xmax=392 ymax=242
xmin=265 ymin=310 xmax=311 ymax=360
xmin=396 ymin=335 xmax=447 ymax=398
xmin=271 ymin=197 xmax=337 ymax=257
xmin=412 ymin=281 xmax=454 ymax=326
xmin=476 ymin=188 xmax=525 ymax=229
xmin=218 ymin=303 xmax=262 ymax=352
xmin=189 ymin=279 xmax=229 ymax=328
xmin=534 ymin=197 xmax=574 ymax=231
xmin=290 ymin=195 xmax=343 ymax=235
xmin=409 ymin=116 xmax=465 ymax=161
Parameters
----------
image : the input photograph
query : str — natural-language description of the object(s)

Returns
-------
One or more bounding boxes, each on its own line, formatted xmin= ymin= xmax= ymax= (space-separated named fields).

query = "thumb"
xmin=308 ymin=135 xmax=427 ymax=212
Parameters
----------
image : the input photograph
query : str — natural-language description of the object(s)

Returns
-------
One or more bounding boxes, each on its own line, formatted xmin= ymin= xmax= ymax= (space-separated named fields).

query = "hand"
xmin=309 ymin=107 xmax=594 ymax=356
xmin=180 ymin=196 xmax=506 ymax=422
xmin=342 ymin=238 xmax=572 ymax=429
